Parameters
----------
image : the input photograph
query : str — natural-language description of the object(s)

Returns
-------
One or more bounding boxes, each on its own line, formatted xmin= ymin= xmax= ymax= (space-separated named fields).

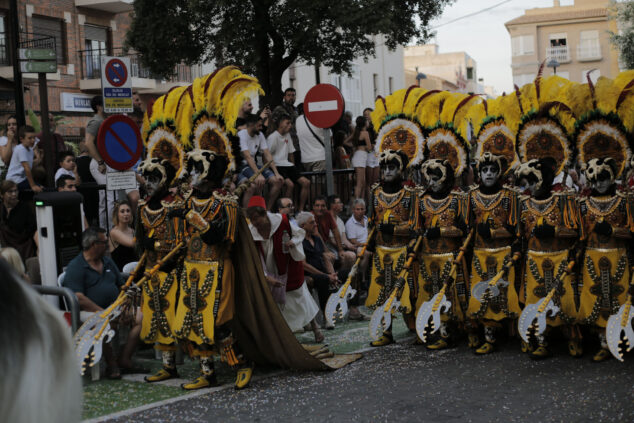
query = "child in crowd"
xmin=5 ymin=126 xmax=42 ymax=192
xmin=54 ymin=151 xmax=81 ymax=185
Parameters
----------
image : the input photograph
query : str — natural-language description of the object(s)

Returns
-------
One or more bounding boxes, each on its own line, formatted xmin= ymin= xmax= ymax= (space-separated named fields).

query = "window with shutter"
xmin=31 ymin=15 xmax=65 ymax=64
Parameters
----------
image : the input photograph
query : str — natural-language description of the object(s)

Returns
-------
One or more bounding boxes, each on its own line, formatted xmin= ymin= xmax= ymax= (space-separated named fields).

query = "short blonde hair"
xmin=0 ymin=247 xmax=25 ymax=276
xmin=111 ymin=200 xmax=132 ymax=227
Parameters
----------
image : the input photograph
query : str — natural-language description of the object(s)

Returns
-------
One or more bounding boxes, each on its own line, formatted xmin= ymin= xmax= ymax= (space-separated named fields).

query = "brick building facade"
xmin=0 ymin=0 xmax=199 ymax=138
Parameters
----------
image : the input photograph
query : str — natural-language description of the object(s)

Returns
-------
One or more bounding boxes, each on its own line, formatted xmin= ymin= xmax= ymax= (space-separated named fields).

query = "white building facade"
xmin=280 ymin=35 xmax=405 ymax=118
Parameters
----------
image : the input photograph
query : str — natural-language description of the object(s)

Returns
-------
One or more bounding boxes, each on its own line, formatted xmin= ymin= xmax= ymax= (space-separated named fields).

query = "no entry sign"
xmin=101 ymin=56 xmax=133 ymax=113
xmin=304 ymin=84 xmax=345 ymax=129
xmin=97 ymin=115 xmax=143 ymax=171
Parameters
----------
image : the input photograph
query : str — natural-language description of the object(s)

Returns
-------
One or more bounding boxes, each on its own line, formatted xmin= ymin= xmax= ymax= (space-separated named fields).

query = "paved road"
xmin=110 ymin=340 xmax=634 ymax=422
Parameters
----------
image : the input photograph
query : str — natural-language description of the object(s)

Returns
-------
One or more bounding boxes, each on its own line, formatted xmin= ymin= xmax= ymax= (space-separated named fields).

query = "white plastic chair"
xmin=57 ymin=272 xmax=69 ymax=310
xmin=122 ymin=261 xmax=138 ymax=279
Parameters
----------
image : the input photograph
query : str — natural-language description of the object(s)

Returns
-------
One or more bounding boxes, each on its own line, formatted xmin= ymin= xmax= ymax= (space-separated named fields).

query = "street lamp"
xmin=547 ymin=58 xmax=560 ymax=75
xmin=415 ymin=67 xmax=427 ymax=87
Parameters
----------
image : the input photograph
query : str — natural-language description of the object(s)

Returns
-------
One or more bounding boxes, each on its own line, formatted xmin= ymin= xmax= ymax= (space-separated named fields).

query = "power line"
xmin=431 ymin=0 xmax=515 ymax=29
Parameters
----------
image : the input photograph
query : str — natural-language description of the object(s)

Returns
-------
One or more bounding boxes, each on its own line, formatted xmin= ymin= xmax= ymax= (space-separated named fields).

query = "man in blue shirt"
xmin=64 ymin=227 xmax=147 ymax=378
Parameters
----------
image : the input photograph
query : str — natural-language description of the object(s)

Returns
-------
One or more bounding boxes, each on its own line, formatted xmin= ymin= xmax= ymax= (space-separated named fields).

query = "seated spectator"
xmin=56 ymin=174 xmax=77 ymax=192
xmin=63 ymin=227 xmax=147 ymax=379
xmin=345 ymin=198 xmax=372 ymax=313
xmin=237 ymin=114 xmax=283 ymax=209
xmin=0 ymin=258 xmax=81 ymax=423
xmin=54 ymin=151 xmax=81 ymax=185
xmin=312 ymin=196 xmax=352 ymax=273
xmin=327 ymin=195 xmax=356 ymax=271
xmin=296 ymin=212 xmax=347 ymax=329
xmin=0 ymin=247 xmax=28 ymax=282
xmin=0 ymin=180 xmax=37 ymax=262
xmin=235 ymin=98 xmax=254 ymax=131
xmin=267 ymin=114 xmax=310 ymax=211
xmin=5 ymin=126 xmax=42 ymax=193
xmin=109 ymin=201 xmax=138 ymax=272
xmin=0 ymin=114 xmax=18 ymax=172
xmin=246 ymin=196 xmax=323 ymax=342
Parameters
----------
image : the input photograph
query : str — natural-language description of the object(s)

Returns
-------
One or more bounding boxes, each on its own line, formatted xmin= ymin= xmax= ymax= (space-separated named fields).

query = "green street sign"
xmin=18 ymin=48 xmax=56 ymax=61
xmin=20 ymin=61 xmax=57 ymax=73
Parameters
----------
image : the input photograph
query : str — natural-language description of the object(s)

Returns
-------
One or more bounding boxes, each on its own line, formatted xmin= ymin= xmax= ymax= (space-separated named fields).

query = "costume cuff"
xmin=186 ymin=210 xmax=210 ymax=233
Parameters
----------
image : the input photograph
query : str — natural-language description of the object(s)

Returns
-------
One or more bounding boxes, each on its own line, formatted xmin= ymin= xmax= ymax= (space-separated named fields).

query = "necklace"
xmin=586 ymin=195 xmax=620 ymax=217
xmin=376 ymin=189 xmax=405 ymax=209
xmin=141 ymin=205 xmax=166 ymax=228
xmin=473 ymin=190 xmax=503 ymax=210
xmin=424 ymin=195 xmax=452 ymax=215
xmin=526 ymin=195 xmax=557 ymax=216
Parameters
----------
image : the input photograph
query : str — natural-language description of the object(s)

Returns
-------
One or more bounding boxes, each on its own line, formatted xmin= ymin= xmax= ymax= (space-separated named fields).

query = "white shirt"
xmin=346 ymin=214 xmax=369 ymax=244
xmin=329 ymin=215 xmax=347 ymax=245
xmin=296 ymin=116 xmax=327 ymax=163
xmin=248 ymin=212 xmax=306 ymax=279
xmin=6 ymin=144 xmax=34 ymax=184
xmin=238 ymin=129 xmax=268 ymax=166
xmin=267 ymin=130 xmax=295 ymax=167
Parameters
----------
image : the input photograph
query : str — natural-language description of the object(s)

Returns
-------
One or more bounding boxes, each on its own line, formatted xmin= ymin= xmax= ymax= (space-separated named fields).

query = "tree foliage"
xmin=127 ymin=0 xmax=453 ymax=104
xmin=610 ymin=0 xmax=634 ymax=69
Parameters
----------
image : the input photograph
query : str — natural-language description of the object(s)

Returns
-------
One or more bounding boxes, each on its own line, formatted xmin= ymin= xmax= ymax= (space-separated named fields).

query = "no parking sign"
xmin=101 ymin=56 xmax=133 ymax=113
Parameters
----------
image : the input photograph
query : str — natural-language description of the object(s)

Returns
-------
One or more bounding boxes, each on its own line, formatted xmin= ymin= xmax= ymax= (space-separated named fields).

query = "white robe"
xmin=249 ymin=213 xmax=319 ymax=331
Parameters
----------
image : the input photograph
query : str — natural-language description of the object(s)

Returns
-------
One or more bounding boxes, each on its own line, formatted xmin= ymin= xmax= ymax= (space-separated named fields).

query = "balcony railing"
xmin=0 ymin=32 xmax=57 ymax=67
xmin=545 ymin=45 xmax=570 ymax=63
xmin=78 ymin=47 xmax=200 ymax=83
xmin=577 ymin=43 xmax=602 ymax=61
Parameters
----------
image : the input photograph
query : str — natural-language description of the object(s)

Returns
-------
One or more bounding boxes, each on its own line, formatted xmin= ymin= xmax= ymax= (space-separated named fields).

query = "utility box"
xmin=35 ymin=192 xmax=85 ymax=305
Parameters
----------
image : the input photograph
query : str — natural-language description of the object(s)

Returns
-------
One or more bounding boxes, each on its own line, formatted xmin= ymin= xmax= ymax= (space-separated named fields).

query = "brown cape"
xmin=231 ymin=216 xmax=361 ymax=370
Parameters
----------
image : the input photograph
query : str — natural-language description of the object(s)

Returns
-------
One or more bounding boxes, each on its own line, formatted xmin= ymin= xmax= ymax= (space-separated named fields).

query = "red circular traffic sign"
xmin=303 ymin=84 xmax=345 ymax=129
xmin=97 ymin=115 xmax=143 ymax=171
xmin=104 ymin=58 xmax=128 ymax=87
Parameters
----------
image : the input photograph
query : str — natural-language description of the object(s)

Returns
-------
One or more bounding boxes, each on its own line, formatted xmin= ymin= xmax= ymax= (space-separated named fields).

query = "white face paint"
xmin=429 ymin=174 xmax=444 ymax=193
xmin=480 ymin=164 xmax=500 ymax=188
xmin=190 ymin=169 xmax=203 ymax=188
xmin=518 ymin=178 xmax=538 ymax=195
xmin=594 ymin=177 xmax=612 ymax=194
xmin=145 ymin=174 xmax=162 ymax=197
xmin=381 ymin=163 xmax=399 ymax=183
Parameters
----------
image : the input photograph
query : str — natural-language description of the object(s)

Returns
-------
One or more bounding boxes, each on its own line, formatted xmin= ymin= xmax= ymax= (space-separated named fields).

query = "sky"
xmin=427 ymin=0 xmax=575 ymax=95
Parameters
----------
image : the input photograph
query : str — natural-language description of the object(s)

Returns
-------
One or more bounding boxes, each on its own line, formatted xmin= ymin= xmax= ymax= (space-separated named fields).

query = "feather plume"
xmin=219 ymin=75 xmax=264 ymax=134
xmin=175 ymin=86 xmax=194 ymax=147
xmin=586 ymin=70 xmax=598 ymax=109
xmin=464 ymin=100 xmax=487 ymax=141
xmin=206 ymin=66 xmax=242 ymax=115
xmin=402 ymin=88 xmax=428 ymax=117
xmin=401 ymin=85 xmax=419 ymax=109
xmin=413 ymin=90 xmax=440 ymax=115
xmin=519 ymin=82 xmax=538 ymax=114
xmin=416 ymin=91 xmax=450 ymax=128
xmin=163 ymin=86 xmax=187 ymax=121
xmin=565 ymin=82 xmax=593 ymax=120
xmin=534 ymin=60 xmax=546 ymax=102
xmin=371 ymin=96 xmax=387 ymax=131
xmin=613 ymin=70 xmax=634 ymax=108
xmin=385 ymin=88 xmax=408 ymax=116
xmin=513 ymin=85 xmax=524 ymax=116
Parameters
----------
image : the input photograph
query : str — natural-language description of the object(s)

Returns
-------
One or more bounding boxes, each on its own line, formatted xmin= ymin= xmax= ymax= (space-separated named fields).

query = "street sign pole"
xmin=9 ymin=0 xmax=25 ymax=127
xmin=323 ymin=128 xmax=334 ymax=196
xmin=38 ymin=73 xmax=55 ymax=188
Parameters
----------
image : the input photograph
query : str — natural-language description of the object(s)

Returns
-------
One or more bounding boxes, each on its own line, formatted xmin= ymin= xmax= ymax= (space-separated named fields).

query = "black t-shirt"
xmin=302 ymin=235 xmax=327 ymax=274
xmin=76 ymin=155 xmax=95 ymax=183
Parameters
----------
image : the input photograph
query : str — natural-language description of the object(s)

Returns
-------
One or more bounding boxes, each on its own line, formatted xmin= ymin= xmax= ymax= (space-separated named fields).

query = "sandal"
xmin=106 ymin=367 xmax=122 ymax=380
xmin=314 ymin=330 xmax=325 ymax=343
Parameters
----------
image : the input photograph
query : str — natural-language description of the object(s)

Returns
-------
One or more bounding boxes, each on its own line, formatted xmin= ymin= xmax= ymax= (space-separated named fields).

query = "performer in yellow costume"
xmin=365 ymin=88 xmax=427 ymax=346
xmin=572 ymin=71 xmax=634 ymax=361
xmin=466 ymin=153 xmax=520 ymax=354
xmin=171 ymin=69 xmax=262 ymax=390
xmin=136 ymin=89 xmax=187 ymax=383
xmin=417 ymin=159 xmax=469 ymax=350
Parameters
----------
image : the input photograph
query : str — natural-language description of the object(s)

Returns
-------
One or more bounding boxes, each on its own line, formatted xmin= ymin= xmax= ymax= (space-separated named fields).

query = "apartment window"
xmin=332 ymin=64 xmax=361 ymax=116
xmin=84 ymin=25 xmax=109 ymax=78
xmin=578 ymin=30 xmax=600 ymax=59
xmin=388 ymin=76 xmax=393 ymax=94
xmin=549 ymin=33 xmax=567 ymax=47
xmin=0 ymin=14 xmax=7 ymax=66
xmin=511 ymin=35 xmax=534 ymax=56
xmin=466 ymin=67 xmax=474 ymax=80
xmin=581 ymin=69 xmax=600 ymax=84
xmin=32 ymin=15 xmax=66 ymax=64
xmin=513 ymin=73 xmax=534 ymax=87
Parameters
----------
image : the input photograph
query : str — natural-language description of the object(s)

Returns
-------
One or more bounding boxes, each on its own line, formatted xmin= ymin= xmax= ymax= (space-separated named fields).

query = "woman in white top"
xmin=0 ymin=115 xmax=18 ymax=170
xmin=349 ymin=116 xmax=372 ymax=200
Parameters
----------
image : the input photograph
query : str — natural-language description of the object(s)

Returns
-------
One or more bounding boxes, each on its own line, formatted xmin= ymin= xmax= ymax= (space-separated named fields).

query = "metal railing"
xmin=300 ymin=168 xmax=355 ymax=206
xmin=32 ymin=285 xmax=80 ymax=333
xmin=546 ymin=45 xmax=570 ymax=63
xmin=0 ymin=32 xmax=56 ymax=66
xmin=77 ymin=47 xmax=201 ymax=83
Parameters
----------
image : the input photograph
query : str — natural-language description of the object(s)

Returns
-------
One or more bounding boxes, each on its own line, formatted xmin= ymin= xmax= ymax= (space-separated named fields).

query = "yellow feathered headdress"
xmin=371 ymin=86 xmax=426 ymax=168
xmin=219 ymin=74 xmax=264 ymax=135
xmin=515 ymin=65 xmax=575 ymax=175
xmin=144 ymin=87 xmax=187 ymax=180
xmin=572 ymin=71 xmax=634 ymax=180
xmin=417 ymin=91 xmax=475 ymax=177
